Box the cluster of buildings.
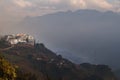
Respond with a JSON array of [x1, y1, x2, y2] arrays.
[[3, 33, 35, 45]]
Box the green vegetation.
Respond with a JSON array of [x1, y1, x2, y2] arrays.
[[0, 54, 16, 80], [0, 54, 38, 80]]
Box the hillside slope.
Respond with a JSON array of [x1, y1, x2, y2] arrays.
[[0, 39, 117, 80]]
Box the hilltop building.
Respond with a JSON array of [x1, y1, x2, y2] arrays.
[[4, 33, 35, 45]]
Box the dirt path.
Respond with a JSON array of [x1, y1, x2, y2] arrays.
[[0, 45, 14, 51]]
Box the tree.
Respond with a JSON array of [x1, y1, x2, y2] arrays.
[[0, 54, 17, 80]]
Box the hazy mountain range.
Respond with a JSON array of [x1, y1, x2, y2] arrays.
[[13, 9, 120, 70]]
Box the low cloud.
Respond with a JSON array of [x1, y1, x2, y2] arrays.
[[49, 0, 61, 4], [114, 0, 120, 12], [13, 0, 33, 8], [0, 0, 120, 17], [70, 0, 114, 11], [70, 0, 87, 9], [88, 0, 113, 9]]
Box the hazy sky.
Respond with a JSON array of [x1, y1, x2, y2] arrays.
[[0, 0, 120, 17]]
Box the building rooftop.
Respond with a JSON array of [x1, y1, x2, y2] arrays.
[[4, 33, 35, 45]]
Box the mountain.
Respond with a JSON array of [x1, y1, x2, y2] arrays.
[[114, 70, 120, 80], [0, 36, 117, 80], [14, 9, 120, 69]]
